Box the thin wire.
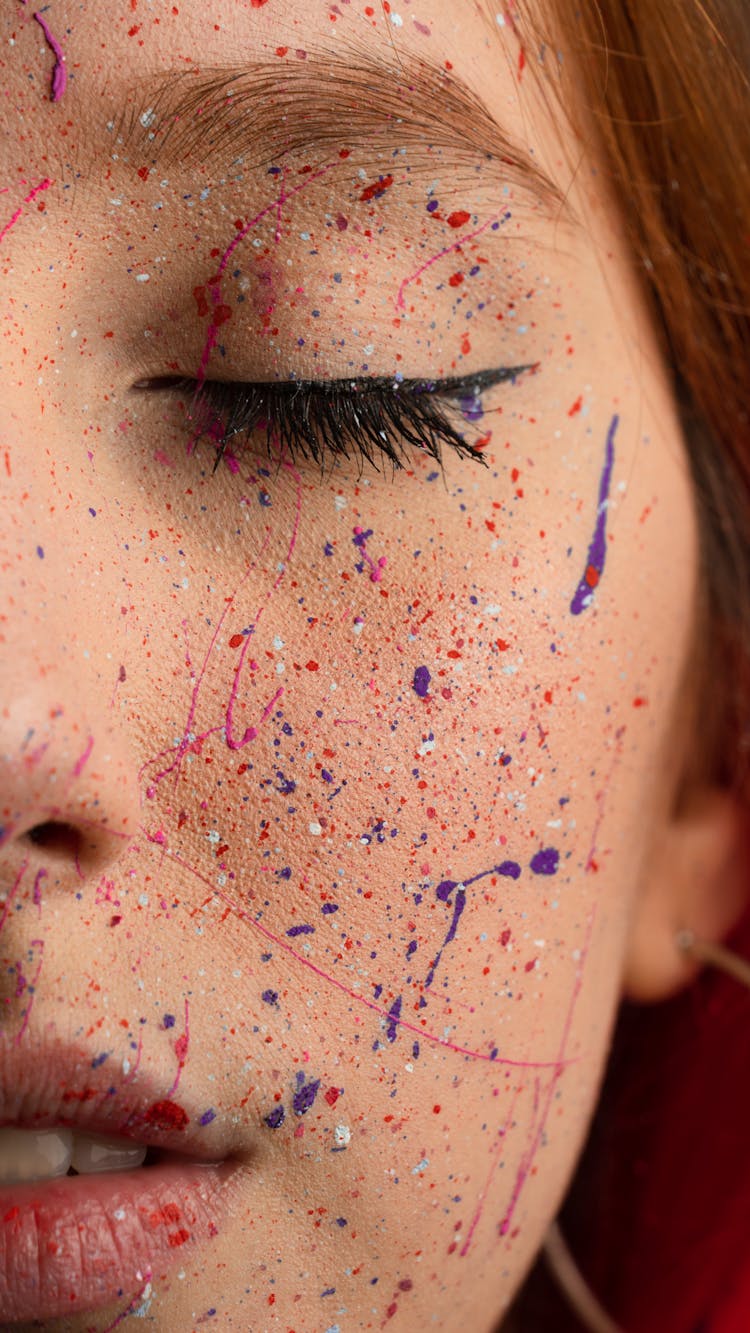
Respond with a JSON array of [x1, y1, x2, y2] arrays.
[[677, 930, 750, 989], [543, 1222, 625, 1333]]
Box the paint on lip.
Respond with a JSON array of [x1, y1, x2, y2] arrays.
[[570, 415, 619, 615], [0, 1161, 236, 1323]]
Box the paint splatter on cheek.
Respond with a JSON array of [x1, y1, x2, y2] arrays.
[[570, 415, 619, 614]]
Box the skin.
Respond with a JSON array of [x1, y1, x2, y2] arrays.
[[0, 1, 701, 1329]]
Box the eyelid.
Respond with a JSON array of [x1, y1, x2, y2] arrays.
[[136, 364, 534, 475]]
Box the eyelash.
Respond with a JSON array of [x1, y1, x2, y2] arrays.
[[161, 368, 530, 475]]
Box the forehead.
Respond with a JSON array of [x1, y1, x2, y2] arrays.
[[3, 0, 568, 217]]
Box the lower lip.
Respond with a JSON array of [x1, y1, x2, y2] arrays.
[[0, 1159, 236, 1323]]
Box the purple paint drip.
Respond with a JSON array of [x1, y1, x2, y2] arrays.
[[570, 415, 619, 615], [385, 995, 402, 1043], [33, 11, 67, 101]]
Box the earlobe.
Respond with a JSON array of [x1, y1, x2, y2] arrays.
[[623, 787, 750, 1002]]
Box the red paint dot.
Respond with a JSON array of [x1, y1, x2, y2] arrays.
[[433, 1104, 441, 1114], [325, 1086, 340, 1106], [447, 210, 471, 229], [585, 564, 600, 589], [250, 0, 270, 6], [360, 174, 394, 203], [448, 272, 464, 287], [306, 660, 319, 671], [143, 1099, 189, 1132], [229, 633, 244, 648]]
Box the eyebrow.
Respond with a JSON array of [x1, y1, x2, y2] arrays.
[[111, 50, 569, 218]]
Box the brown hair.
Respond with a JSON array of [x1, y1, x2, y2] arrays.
[[502, 1, 750, 1328]]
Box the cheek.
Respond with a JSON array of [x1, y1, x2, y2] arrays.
[[80, 380, 695, 1318], [122, 390, 693, 1058]]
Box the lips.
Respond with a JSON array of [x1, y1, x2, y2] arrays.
[[0, 1032, 244, 1323]]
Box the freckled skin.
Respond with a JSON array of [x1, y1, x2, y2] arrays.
[[0, 2, 699, 1330]]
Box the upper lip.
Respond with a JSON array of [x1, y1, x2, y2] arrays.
[[0, 1031, 236, 1161]]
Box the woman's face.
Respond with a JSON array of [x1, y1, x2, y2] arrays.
[[0, 1, 698, 1329]]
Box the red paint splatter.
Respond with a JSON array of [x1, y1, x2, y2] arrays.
[[448, 272, 464, 287], [447, 210, 471, 229], [360, 174, 394, 203], [250, 0, 270, 6], [568, 395, 583, 417], [584, 564, 600, 589], [193, 285, 209, 318], [143, 1099, 189, 1132], [229, 633, 244, 648], [149, 1202, 181, 1226], [324, 1086, 340, 1106]]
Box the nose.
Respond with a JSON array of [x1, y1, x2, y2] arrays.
[[0, 678, 141, 880], [0, 430, 141, 893]]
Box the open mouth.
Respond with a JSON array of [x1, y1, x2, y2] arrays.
[[0, 1125, 194, 1182]]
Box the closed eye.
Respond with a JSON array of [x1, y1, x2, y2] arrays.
[[137, 367, 533, 475]]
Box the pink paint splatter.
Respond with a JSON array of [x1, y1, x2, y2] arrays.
[[396, 213, 505, 311], [33, 11, 67, 101], [71, 733, 94, 777], [353, 526, 387, 583], [0, 177, 52, 247]]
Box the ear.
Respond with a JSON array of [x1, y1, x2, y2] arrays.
[[623, 786, 750, 1002]]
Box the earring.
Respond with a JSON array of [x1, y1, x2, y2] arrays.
[[542, 929, 750, 1333]]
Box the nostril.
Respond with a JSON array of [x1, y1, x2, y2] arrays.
[[25, 821, 82, 860]]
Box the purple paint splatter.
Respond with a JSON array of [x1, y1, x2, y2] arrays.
[[293, 1072, 321, 1115], [570, 415, 619, 615], [413, 665, 431, 698], [530, 847, 560, 876]]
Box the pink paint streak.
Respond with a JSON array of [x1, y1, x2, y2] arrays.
[[71, 734, 94, 777], [33, 11, 67, 101], [396, 214, 502, 311], [168, 849, 570, 1072], [0, 178, 52, 247]]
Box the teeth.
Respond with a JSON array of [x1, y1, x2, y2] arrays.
[[0, 1127, 147, 1183], [71, 1131, 148, 1175], [0, 1127, 72, 1183]]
